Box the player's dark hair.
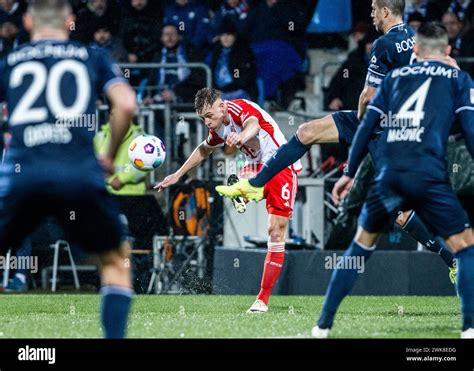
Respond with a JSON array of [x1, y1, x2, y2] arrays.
[[194, 88, 222, 114], [375, 0, 405, 17], [415, 22, 449, 54], [417, 22, 448, 39]]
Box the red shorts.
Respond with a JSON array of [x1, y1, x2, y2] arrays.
[[239, 163, 298, 218]]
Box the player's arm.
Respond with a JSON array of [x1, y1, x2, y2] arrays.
[[333, 76, 388, 205], [347, 108, 382, 178], [357, 85, 377, 121], [155, 142, 214, 191], [460, 109, 474, 157], [332, 107, 382, 204], [359, 39, 387, 121], [97, 51, 136, 174], [225, 117, 259, 147], [223, 144, 238, 156], [457, 76, 474, 157], [103, 84, 137, 175]]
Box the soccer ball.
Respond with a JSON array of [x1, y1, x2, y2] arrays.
[[128, 134, 166, 171]]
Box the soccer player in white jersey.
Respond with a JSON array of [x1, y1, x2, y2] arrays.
[[156, 88, 301, 313]]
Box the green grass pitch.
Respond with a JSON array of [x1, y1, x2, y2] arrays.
[[0, 294, 461, 338]]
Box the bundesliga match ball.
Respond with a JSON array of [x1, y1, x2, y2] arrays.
[[128, 134, 166, 171]]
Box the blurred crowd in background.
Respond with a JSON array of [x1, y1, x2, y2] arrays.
[[0, 0, 473, 110]]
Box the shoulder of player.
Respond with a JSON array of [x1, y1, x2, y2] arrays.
[[372, 35, 391, 52], [369, 37, 395, 64], [228, 99, 262, 113], [227, 99, 247, 108], [373, 26, 412, 50], [228, 99, 262, 122], [227, 99, 251, 116], [85, 44, 108, 60], [226, 100, 243, 117], [455, 69, 473, 88]]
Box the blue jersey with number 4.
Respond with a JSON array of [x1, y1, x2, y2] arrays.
[[348, 60, 474, 179], [0, 40, 126, 181]]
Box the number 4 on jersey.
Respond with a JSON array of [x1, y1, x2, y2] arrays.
[[397, 77, 432, 128]]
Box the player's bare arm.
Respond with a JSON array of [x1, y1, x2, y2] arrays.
[[357, 85, 377, 121], [225, 117, 260, 147], [102, 84, 136, 175], [155, 142, 213, 192]]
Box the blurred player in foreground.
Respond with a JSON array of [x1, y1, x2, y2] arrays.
[[217, 0, 458, 280], [0, 0, 136, 338], [156, 88, 301, 313], [313, 23, 474, 338]]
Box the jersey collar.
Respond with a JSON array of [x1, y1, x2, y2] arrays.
[[386, 23, 405, 34]]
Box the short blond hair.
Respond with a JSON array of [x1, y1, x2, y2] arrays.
[[29, 0, 72, 30]]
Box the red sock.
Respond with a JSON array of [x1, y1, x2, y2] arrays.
[[257, 242, 285, 305]]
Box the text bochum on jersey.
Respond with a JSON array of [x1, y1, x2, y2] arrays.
[[381, 63, 459, 144]]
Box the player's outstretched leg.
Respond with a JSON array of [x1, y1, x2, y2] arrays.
[[97, 242, 133, 338], [312, 227, 377, 338], [250, 114, 339, 187], [216, 179, 264, 201], [398, 211, 457, 282], [216, 115, 339, 199], [248, 214, 288, 313], [444, 229, 474, 338]]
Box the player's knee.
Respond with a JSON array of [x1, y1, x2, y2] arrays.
[[98, 242, 131, 270], [296, 121, 316, 145], [355, 226, 379, 247], [267, 218, 287, 242], [297, 117, 336, 145], [395, 210, 412, 226], [445, 228, 474, 253], [268, 229, 284, 242]]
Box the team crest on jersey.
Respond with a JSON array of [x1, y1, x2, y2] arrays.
[[471, 89, 474, 104], [371, 56, 377, 64]]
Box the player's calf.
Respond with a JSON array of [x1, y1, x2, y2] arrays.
[[316, 227, 377, 331], [97, 242, 133, 339], [252, 215, 288, 310], [445, 229, 474, 336], [398, 211, 456, 271]]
